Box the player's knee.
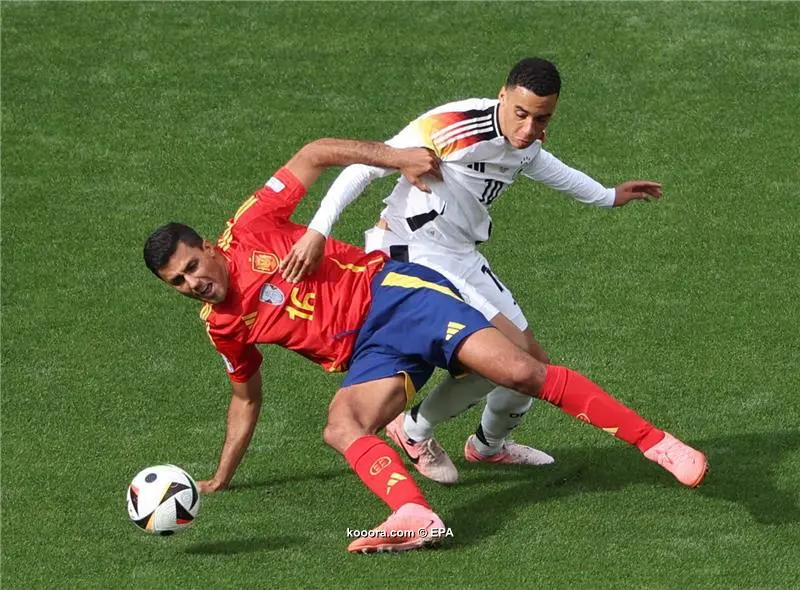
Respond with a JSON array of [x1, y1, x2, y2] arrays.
[[522, 337, 550, 363], [502, 357, 546, 397]]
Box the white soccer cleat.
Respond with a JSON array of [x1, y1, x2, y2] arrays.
[[464, 435, 555, 466]]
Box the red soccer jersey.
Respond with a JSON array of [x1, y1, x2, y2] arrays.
[[200, 167, 387, 382]]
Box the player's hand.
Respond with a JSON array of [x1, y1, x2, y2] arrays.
[[198, 479, 227, 494], [397, 147, 442, 193], [281, 228, 326, 283], [613, 180, 662, 207]]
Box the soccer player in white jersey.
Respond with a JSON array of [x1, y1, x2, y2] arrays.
[[280, 58, 665, 484]]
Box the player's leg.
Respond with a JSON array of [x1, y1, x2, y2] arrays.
[[389, 309, 556, 475], [365, 232, 474, 483], [389, 290, 552, 476], [380, 247, 517, 446], [456, 257, 543, 457], [432, 256, 554, 464], [362, 249, 529, 477], [387, 372, 490, 483], [398, 310, 534, 447], [323, 375, 445, 553], [467, 313, 547, 461], [454, 327, 709, 487]]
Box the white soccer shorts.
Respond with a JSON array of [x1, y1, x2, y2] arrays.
[[364, 225, 528, 330]]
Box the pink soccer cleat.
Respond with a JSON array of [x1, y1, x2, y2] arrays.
[[464, 435, 555, 466], [644, 432, 708, 487], [347, 503, 445, 554], [385, 413, 458, 484]]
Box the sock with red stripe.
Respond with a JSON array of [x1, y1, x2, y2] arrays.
[[344, 435, 430, 511], [539, 365, 665, 452]]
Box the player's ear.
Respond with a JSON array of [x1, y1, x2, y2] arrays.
[[202, 239, 216, 256], [498, 86, 507, 102]]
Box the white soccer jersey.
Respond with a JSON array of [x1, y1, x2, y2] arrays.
[[309, 98, 616, 253]]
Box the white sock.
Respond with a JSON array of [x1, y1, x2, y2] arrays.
[[404, 374, 494, 441], [474, 387, 534, 454]]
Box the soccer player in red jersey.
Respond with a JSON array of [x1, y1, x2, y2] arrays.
[[144, 137, 708, 554]]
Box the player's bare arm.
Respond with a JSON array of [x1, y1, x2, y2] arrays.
[[284, 138, 441, 193], [280, 140, 441, 282], [198, 370, 263, 493], [613, 180, 662, 206]]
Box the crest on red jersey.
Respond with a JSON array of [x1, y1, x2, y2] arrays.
[[251, 251, 279, 274]]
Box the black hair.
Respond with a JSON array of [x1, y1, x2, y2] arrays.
[[505, 57, 561, 96], [143, 222, 203, 277]]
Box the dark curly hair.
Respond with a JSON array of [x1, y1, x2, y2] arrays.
[[506, 57, 561, 96]]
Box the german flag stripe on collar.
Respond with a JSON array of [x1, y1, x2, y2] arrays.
[[417, 105, 501, 157]]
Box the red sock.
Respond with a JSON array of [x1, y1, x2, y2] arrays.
[[344, 435, 430, 511], [539, 365, 665, 452]]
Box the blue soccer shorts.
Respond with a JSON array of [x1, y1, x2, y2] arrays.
[[341, 259, 493, 402]]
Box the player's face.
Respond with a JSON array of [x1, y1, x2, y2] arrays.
[[158, 240, 230, 304], [498, 85, 558, 149]]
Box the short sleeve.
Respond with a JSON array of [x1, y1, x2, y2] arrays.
[[254, 167, 308, 221], [385, 121, 433, 151], [229, 167, 308, 232], [206, 323, 263, 383]]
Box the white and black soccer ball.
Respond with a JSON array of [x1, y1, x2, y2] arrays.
[[126, 465, 200, 535]]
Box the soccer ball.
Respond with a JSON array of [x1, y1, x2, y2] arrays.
[[126, 464, 200, 535]]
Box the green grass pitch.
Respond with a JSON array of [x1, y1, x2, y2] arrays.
[[2, 2, 799, 588]]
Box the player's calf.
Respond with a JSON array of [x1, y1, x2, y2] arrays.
[[492, 355, 547, 397], [457, 329, 709, 487], [324, 378, 408, 453]]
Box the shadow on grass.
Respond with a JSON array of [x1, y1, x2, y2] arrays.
[[446, 430, 800, 547], [219, 431, 799, 550], [230, 467, 351, 491], [185, 535, 308, 555]]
